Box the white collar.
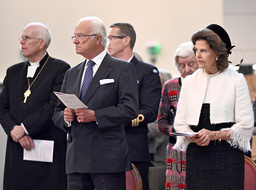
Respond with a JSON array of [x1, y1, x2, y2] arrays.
[[27, 61, 40, 78], [128, 55, 134, 62], [89, 50, 107, 67]]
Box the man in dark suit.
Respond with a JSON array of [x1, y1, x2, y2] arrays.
[[108, 23, 162, 190], [0, 22, 70, 190], [52, 16, 138, 190]]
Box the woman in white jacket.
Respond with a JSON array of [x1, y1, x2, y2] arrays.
[[173, 24, 254, 190]]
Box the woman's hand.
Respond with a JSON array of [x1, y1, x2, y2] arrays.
[[191, 128, 211, 146]]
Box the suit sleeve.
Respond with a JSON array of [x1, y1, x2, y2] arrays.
[[0, 69, 17, 135], [52, 70, 71, 132], [95, 62, 139, 128], [138, 66, 162, 124]]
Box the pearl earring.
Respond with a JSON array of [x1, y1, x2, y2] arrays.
[[216, 57, 218, 60]]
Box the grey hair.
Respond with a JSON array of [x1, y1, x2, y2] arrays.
[[25, 22, 51, 48], [79, 16, 107, 48], [173, 41, 194, 72]]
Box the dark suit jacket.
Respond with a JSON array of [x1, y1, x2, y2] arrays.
[[53, 53, 138, 174], [125, 56, 162, 162], [0, 53, 70, 190]]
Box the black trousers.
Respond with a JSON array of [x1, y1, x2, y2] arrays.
[[67, 172, 126, 190]]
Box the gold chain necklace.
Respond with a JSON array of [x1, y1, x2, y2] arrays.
[[24, 56, 50, 103]]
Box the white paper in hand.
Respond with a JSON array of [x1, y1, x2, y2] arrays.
[[170, 132, 198, 137], [54, 92, 88, 109], [23, 140, 54, 163]]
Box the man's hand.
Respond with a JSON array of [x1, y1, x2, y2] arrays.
[[64, 108, 75, 122], [19, 135, 34, 151], [75, 108, 96, 123], [11, 125, 25, 142]]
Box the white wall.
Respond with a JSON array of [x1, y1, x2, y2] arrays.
[[0, 0, 223, 79], [0, 0, 224, 189], [223, 0, 256, 65]]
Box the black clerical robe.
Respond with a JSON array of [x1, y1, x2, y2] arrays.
[[0, 53, 70, 190]]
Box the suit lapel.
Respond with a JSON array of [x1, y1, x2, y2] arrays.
[[72, 61, 86, 97], [82, 54, 114, 104]]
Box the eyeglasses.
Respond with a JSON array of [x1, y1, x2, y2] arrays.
[[19, 36, 42, 42], [71, 34, 97, 41], [108, 35, 127, 42]]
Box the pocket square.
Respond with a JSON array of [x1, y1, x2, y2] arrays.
[[99, 79, 114, 85]]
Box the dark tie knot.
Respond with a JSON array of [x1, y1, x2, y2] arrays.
[[87, 60, 95, 67]]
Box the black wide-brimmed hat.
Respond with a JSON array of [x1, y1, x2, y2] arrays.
[[206, 24, 235, 54]]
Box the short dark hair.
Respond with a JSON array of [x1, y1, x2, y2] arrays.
[[192, 29, 229, 72], [110, 23, 136, 50]]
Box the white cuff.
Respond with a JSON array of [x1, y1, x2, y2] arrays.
[[64, 119, 71, 127], [21, 123, 29, 135]]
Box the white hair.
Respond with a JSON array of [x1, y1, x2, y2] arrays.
[[173, 41, 194, 72], [25, 22, 51, 48], [78, 16, 107, 48]]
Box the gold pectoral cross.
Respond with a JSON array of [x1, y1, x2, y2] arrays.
[[24, 89, 31, 103]]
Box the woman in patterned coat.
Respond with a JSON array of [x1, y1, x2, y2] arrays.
[[158, 42, 198, 189]]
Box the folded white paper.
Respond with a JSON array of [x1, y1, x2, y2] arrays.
[[23, 140, 54, 163], [99, 79, 114, 85], [170, 132, 198, 137], [54, 92, 88, 109]]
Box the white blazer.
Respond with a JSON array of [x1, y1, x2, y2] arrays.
[[173, 67, 254, 152]]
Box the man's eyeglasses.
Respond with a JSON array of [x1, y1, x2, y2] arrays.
[[19, 36, 42, 42], [71, 34, 97, 41], [108, 35, 127, 42]]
